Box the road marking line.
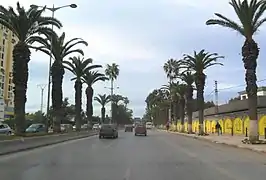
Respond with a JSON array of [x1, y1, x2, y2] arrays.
[[123, 167, 131, 180]]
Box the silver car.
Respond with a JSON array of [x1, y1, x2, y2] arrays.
[[0, 123, 13, 135]]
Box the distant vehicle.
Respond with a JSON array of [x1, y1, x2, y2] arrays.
[[93, 124, 100, 130], [146, 122, 153, 129], [26, 123, 46, 133], [125, 124, 133, 132], [0, 123, 13, 135], [135, 124, 147, 136], [99, 124, 118, 139]]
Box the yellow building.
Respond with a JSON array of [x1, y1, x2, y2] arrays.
[[0, 24, 17, 118]]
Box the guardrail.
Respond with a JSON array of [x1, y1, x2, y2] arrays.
[[0, 131, 97, 156]]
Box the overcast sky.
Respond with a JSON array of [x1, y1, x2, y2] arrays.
[[3, 0, 266, 117]]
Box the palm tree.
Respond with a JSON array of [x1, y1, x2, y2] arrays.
[[172, 83, 187, 132], [123, 97, 129, 108], [0, 3, 62, 135], [206, 0, 266, 142], [94, 94, 111, 123], [180, 71, 194, 133], [36, 33, 87, 132], [163, 59, 180, 123], [105, 63, 120, 122], [183, 50, 223, 135], [64, 56, 100, 131], [82, 71, 108, 126]]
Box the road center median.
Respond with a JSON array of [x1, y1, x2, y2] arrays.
[[0, 131, 97, 156]]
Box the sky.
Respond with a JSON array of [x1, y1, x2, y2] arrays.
[[2, 0, 266, 117]]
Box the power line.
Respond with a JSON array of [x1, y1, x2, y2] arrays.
[[218, 78, 266, 91]]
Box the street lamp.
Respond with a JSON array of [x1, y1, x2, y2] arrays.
[[30, 3, 77, 128], [104, 86, 119, 123]]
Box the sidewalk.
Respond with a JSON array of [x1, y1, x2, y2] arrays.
[[159, 130, 266, 154]]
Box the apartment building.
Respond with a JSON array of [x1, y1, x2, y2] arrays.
[[0, 25, 17, 119]]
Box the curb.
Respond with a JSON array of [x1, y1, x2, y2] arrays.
[[158, 129, 266, 154], [0, 132, 97, 156]]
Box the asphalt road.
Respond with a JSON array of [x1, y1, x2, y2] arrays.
[[1, 130, 266, 180]]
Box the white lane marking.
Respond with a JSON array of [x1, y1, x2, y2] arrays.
[[0, 135, 97, 162], [123, 167, 131, 180]]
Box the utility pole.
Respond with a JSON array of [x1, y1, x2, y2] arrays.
[[214, 80, 219, 115], [37, 84, 47, 114]]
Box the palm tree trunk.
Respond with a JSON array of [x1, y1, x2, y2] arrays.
[[195, 74, 205, 135], [13, 42, 30, 135], [51, 62, 65, 133], [186, 86, 193, 134], [86, 86, 93, 127], [74, 80, 82, 131], [101, 107, 105, 123], [242, 39, 259, 142], [180, 98, 185, 132]]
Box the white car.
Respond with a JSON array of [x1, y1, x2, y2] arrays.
[[146, 122, 153, 129], [92, 124, 100, 130]]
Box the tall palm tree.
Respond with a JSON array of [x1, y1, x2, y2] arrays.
[[163, 59, 180, 123], [82, 71, 108, 126], [64, 56, 100, 131], [37, 33, 87, 132], [105, 63, 120, 122], [206, 0, 266, 142], [123, 97, 129, 108], [183, 50, 223, 135], [0, 3, 62, 135], [94, 94, 111, 123], [180, 71, 194, 133], [172, 83, 187, 132]]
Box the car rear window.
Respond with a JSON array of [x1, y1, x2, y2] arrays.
[[101, 125, 112, 129]]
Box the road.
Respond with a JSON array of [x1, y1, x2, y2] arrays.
[[1, 130, 266, 180]]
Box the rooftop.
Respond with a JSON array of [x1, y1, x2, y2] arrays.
[[238, 86, 266, 95]]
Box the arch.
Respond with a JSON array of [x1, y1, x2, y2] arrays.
[[184, 122, 188, 132], [192, 121, 197, 132], [243, 117, 249, 136], [211, 120, 216, 134], [233, 118, 243, 135], [224, 118, 232, 134], [205, 120, 211, 133], [259, 116, 266, 136], [195, 120, 199, 133], [218, 119, 224, 133]]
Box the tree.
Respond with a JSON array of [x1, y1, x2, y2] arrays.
[[180, 71, 194, 133], [123, 97, 129, 108], [183, 50, 223, 135], [206, 0, 266, 142], [172, 83, 187, 132], [82, 71, 108, 126], [36, 33, 87, 133], [94, 94, 111, 123], [0, 3, 62, 135], [163, 59, 181, 122], [64, 56, 96, 131], [105, 63, 120, 122]]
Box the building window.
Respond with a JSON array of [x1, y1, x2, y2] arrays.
[[1, 53, 3, 59], [8, 85, 12, 91], [2, 46, 4, 52], [8, 78, 11, 84], [0, 61, 3, 67], [2, 39, 5, 45], [9, 72, 12, 77]]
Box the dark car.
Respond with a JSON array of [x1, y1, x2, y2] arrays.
[[135, 124, 147, 136], [99, 124, 118, 139], [26, 123, 46, 133], [125, 124, 133, 132]]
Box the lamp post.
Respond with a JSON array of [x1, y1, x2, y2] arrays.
[[104, 86, 119, 123], [30, 3, 77, 129]]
